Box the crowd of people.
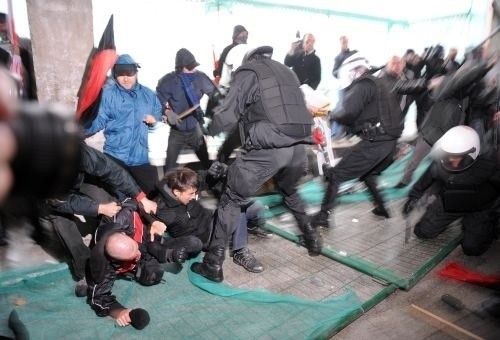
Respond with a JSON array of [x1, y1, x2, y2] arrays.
[[0, 21, 499, 330]]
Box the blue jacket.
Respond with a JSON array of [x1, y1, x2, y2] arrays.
[[156, 71, 216, 131], [85, 81, 162, 166]]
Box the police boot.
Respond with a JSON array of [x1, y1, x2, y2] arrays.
[[365, 177, 390, 218], [371, 205, 390, 218], [190, 246, 225, 282], [300, 223, 323, 256], [311, 210, 332, 229]]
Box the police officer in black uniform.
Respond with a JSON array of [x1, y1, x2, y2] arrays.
[[190, 46, 322, 282], [403, 125, 500, 255], [313, 52, 404, 227]]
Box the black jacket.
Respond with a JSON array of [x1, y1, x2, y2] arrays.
[[154, 179, 213, 245], [214, 43, 237, 78], [87, 204, 158, 317], [284, 50, 321, 90], [409, 150, 500, 212], [46, 143, 143, 217]]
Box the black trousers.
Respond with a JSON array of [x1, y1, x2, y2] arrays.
[[414, 197, 498, 256], [210, 144, 309, 252], [49, 215, 90, 280], [165, 127, 211, 171], [107, 155, 160, 197], [321, 138, 397, 212]]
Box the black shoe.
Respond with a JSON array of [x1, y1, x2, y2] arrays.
[[302, 224, 323, 256], [311, 210, 331, 229], [190, 262, 224, 282], [74, 278, 87, 297], [248, 226, 273, 238], [372, 206, 390, 218], [394, 182, 408, 189], [233, 248, 264, 273]]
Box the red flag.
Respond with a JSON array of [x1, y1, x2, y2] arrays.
[[212, 46, 220, 85], [76, 15, 118, 126], [437, 262, 500, 288]]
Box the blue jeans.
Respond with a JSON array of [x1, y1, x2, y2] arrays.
[[231, 201, 264, 251]]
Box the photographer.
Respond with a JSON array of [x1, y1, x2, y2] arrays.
[[0, 66, 82, 253], [284, 33, 321, 90]]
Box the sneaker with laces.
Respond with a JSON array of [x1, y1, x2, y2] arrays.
[[248, 226, 273, 238], [232, 248, 264, 273]]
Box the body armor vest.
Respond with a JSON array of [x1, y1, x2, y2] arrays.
[[236, 59, 312, 139], [437, 155, 498, 212], [351, 74, 403, 140]]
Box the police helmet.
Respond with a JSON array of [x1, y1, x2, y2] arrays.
[[434, 125, 480, 172], [337, 52, 371, 89], [242, 45, 273, 64]]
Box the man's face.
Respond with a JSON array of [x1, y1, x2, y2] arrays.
[[446, 155, 463, 169], [302, 34, 315, 54], [387, 57, 404, 77], [115, 71, 137, 90], [340, 36, 348, 51], [123, 239, 141, 261], [174, 187, 198, 205], [0, 21, 9, 43]]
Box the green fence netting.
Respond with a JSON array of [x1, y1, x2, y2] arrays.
[[0, 259, 363, 339], [253, 151, 462, 291], [256, 151, 431, 216], [0, 151, 460, 339]]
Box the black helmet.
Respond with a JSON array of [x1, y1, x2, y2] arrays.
[[242, 45, 273, 64]]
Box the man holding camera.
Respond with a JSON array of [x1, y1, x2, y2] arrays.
[[284, 33, 321, 90]]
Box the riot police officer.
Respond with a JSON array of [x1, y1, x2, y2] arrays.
[[190, 46, 322, 282], [312, 53, 404, 227], [403, 125, 500, 255]]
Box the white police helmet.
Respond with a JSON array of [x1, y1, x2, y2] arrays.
[[337, 52, 371, 89], [433, 125, 480, 172]]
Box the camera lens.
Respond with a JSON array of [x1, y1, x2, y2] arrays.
[[8, 102, 82, 199]]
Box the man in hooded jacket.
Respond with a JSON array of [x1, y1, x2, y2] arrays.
[[84, 54, 163, 196], [156, 48, 218, 171], [213, 25, 248, 81]]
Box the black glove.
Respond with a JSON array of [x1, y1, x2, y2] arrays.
[[402, 198, 418, 216], [165, 247, 187, 264], [208, 161, 228, 179], [165, 110, 180, 126]]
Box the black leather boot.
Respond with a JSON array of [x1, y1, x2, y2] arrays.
[[301, 223, 323, 256], [190, 246, 225, 282], [365, 176, 390, 218], [372, 205, 390, 218], [311, 210, 331, 229]]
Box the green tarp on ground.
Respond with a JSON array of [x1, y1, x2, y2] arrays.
[[0, 260, 362, 339]]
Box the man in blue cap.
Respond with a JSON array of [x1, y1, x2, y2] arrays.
[[85, 54, 163, 196]]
